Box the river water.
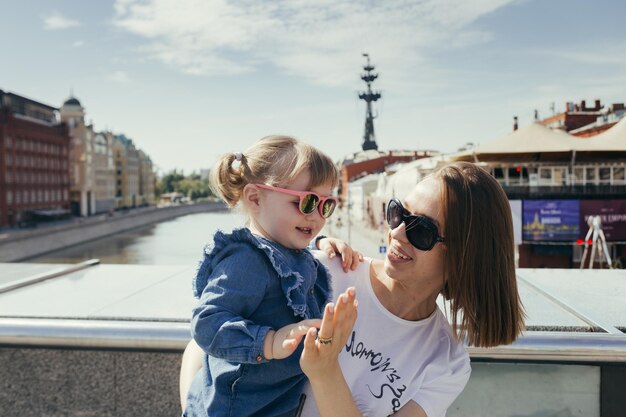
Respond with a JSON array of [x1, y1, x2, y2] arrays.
[[29, 211, 246, 265], [29, 209, 384, 265]]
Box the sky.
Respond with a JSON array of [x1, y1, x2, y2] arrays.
[[2, 0, 625, 175]]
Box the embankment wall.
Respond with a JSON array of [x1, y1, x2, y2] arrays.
[[0, 202, 226, 262]]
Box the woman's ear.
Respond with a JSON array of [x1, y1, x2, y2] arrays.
[[242, 184, 261, 213]]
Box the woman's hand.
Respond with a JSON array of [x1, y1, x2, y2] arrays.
[[264, 319, 321, 360], [317, 237, 364, 272], [300, 287, 358, 379]]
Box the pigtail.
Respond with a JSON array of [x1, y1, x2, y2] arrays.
[[210, 152, 250, 207]]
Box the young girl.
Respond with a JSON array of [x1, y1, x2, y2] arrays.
[[183, 135, 358, 417]]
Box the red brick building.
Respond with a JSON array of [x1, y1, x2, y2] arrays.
[[0, 90, 71, 227], [569, 103, 625, 138], [339, 149, 435, 203], [540, 99, 605, 132]]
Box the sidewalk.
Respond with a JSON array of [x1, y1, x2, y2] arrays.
[[321, 208, 388, 259]]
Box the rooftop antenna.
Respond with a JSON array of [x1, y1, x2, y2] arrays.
[[579, 215, 612, 269], [358, 53, 381, 151]]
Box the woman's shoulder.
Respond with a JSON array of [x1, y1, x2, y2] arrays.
[[312, 251, 372, 292], [312, 251, 372, 276]]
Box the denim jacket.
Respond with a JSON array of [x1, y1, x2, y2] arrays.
[[184, 228, 331, 417]]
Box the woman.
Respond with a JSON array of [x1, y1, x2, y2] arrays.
[[181, 161, 525, 416]]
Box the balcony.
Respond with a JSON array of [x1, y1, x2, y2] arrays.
[[503, 184, 626, 199]]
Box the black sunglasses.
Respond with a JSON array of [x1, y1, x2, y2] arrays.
[[386, 198, 445, 251]]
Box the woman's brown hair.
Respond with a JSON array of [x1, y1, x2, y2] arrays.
[[436, 161, 525, 347], [210, 135, 338, 208]]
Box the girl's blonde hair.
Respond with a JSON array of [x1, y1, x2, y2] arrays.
[[436, 161, 525, 348], [210, 135, 339, 207]]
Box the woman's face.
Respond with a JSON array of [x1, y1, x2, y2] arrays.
[[384, 176, 446, 292]]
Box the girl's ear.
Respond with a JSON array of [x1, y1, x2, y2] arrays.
[[242, 184, 261, 213]]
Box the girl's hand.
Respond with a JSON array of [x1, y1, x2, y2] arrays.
[[300, 287, 358, 380], [264, 319, 321, 360], [317, 237, 364, 272]]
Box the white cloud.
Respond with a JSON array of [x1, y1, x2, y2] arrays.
[[43, 11, 81, 30], [112, 0, 515, 86], [536, 47, 626, 66], [108, 71, 131, 83], [72, 40, 85, 48]]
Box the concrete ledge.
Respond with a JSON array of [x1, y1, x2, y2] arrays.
[[0, 201, 226, 262], [0, 347, 182, 417]]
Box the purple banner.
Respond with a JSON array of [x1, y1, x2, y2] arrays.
[[523, 200, 580, 241], [580, 200, 626, 241]]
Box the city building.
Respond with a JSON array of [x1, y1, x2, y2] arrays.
[[60, 96, 96, 216], [339, 149, 437, 203], [138, 149, 155, 206], [0, 90, 71, 228], [539, 99, 626, 138], [93, 130, 116, 213], [113, 134, 140, 209], [453, 120, 626, 268], [540, 99, 605, 132], [570, 103, 626, 138]]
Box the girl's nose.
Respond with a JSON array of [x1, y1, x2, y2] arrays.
[[304, 209, 321, 220]]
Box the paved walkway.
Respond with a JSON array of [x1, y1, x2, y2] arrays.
[[321, 208, 388, 259]]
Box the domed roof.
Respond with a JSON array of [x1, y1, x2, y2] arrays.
[[63, 97, 81, 107]]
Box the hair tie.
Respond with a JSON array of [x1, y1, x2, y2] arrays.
[[231, 152, 243, 171]]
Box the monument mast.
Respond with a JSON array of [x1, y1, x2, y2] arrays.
[[358, 53, 382, 151]]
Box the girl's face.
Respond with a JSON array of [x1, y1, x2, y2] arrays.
[[384, 176, 446, 293], [248, 169, 333, 249]]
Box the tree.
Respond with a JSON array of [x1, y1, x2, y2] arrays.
[[155, 170, 212, 200]]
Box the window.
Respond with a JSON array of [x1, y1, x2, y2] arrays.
[[508, 167, 527, 185], [573, 167, 584, 184], [554, 167, 567, 185], [6, 191, 12, 205], [614, 167, 625, 182], [539, 168, 552, 179], [599, 167, 611, 182], [586, 167, 596, 183]]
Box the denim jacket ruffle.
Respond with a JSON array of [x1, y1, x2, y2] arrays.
[[193, 227, 330, 319]]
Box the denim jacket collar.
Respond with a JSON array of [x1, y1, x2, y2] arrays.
[[193, 227, 326, 319]]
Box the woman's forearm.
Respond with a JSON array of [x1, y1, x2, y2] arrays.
[[308, 365, 362, 417]]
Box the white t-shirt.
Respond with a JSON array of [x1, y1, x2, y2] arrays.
[[300, 254, 471, 417]]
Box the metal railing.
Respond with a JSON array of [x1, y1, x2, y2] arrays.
[[1, 317, 624, 362]]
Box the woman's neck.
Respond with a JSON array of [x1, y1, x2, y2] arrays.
[[369, 260, 439, 322]]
